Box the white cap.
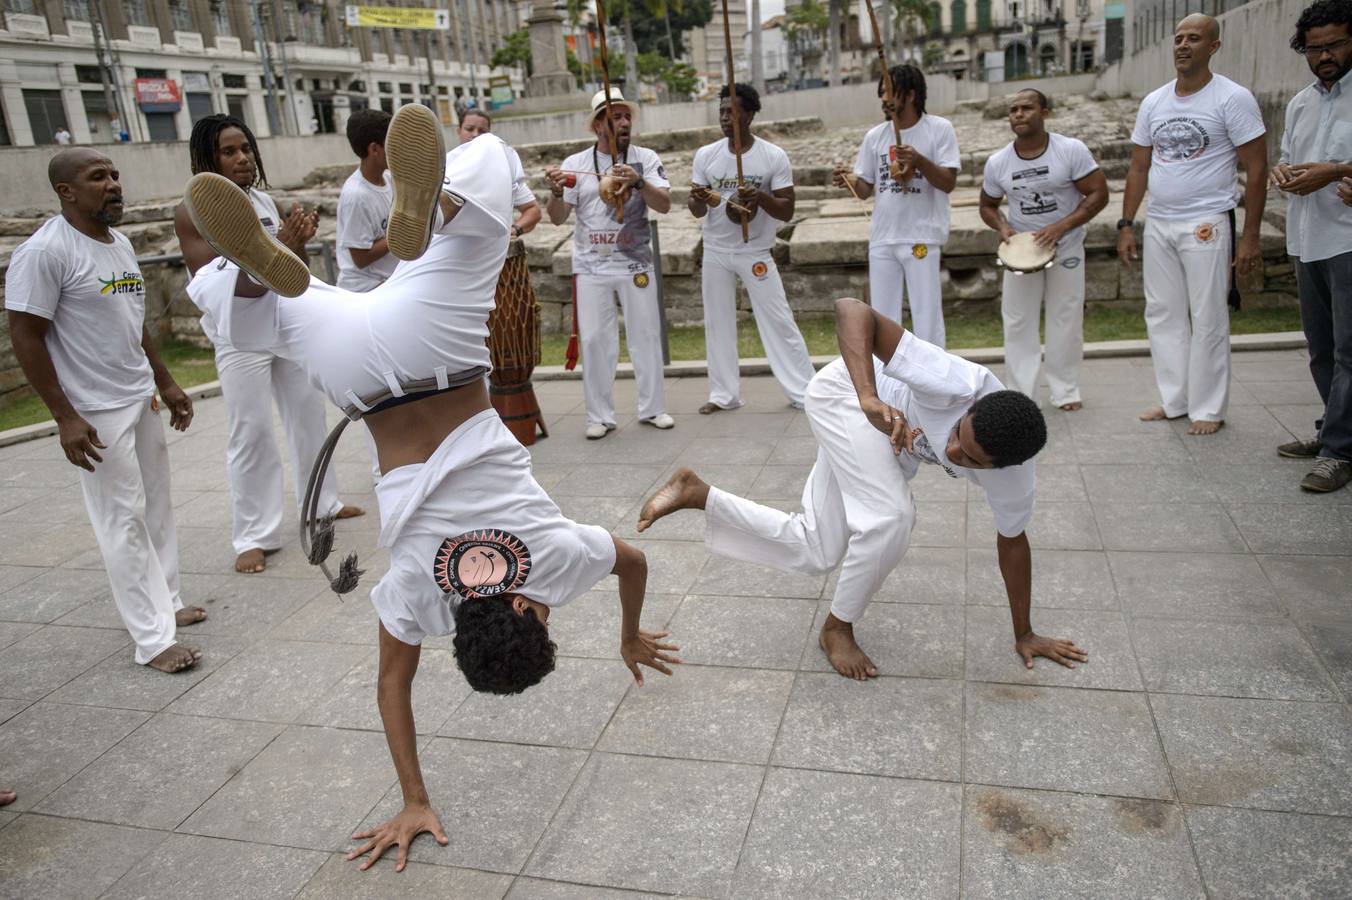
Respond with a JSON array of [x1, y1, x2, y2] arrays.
[[589, 88, 637, 121]]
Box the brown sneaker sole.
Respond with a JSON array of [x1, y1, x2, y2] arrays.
[[385, 104, 446, 261], [1277, 442, 1322, 459], [183, 173, 311, 298]]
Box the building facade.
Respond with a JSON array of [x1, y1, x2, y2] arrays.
[[0, 0, 526, 146]]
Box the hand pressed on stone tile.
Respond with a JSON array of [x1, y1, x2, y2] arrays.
[[347, 802, 449, 873], [1015, 632, 1089, 670], [621, 628, 682, 687]]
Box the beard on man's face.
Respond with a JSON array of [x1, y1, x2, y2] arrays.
[[94, 195, 124, 225]]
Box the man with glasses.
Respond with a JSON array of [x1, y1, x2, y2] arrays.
[[1271, 0, 1352, 492]]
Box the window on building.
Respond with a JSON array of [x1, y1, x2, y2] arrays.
[[379, 97, 394, 113], [169, 0, 194, 31], [227, 95, 248, 124], [377, 81, 393, 93], [0, 98, 10, 146], [136, 68, 168, 78], [76, 65, 104, 83], [23, 90, 70, 144], [929, 2, 941, 33], [951, 0, 967, 32], [124, 0, 152, 27], [63, 0, 90, 21], [222, 73, 247, 88], [976, 0, 991, 29], [399, 82, 413, 94], [187, 91, 214, 122], [4, 0, 39, 14], [210, 0, 232, 36], [1072, 39, 1094, 71]]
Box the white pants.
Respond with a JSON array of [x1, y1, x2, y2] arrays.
[[1001, 240, 1086, 407], [702, 249, 815, 408], [217, 346, 342, 554], [1143, 215, 1232, 421], [868, 243, 945, 347], [78, 398, 184, 665], [703, 362, 915, 623], [575, 271, 667, 425]]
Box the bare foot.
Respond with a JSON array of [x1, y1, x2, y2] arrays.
[[819, 616, 877, 680], [1188, 419, 1224, 435], [0, 788, 15, 807], [235, 548, 267, 574], [1058, 401, 1083, 411], [637, 468, 710, 532], [1139, 406, 1184, 422], [147, 643, 201, 674], [335, 505, 365, 520], [175, 606, 208, 627]]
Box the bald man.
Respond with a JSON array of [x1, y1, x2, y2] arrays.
[[5, 149, 205, 673], [1118, 14, 1268, 435]]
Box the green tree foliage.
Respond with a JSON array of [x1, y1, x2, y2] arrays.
[[490, 28, 533, 75]]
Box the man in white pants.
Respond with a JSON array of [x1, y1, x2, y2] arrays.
[[1118, 14, 1268, 435], [6, 149, 205, 673], [690, 82, 815, 413], [544, 89, 675, 439], [980, 89, 1109, 411], [336, 109, 398, 292], [833, 64, 959, 346], [174, 115, 362, 574], [639, 297, 1087, 680]]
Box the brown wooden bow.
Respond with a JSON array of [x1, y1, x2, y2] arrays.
[[593, 0, 624, 224], [720, 0, 749, 242], [862, 0, 910, 184]]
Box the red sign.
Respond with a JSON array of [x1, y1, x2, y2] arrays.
[[134, 77, 182, 111]]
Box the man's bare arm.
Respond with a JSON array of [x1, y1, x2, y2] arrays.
[[1235, 136, 1268, 274], [1032, 169, 1109, 249], [996, 531, 1088, 669], [514, 201, 542, 235], [349, 236, 389, 269], [612, 537, 680, 685], [1117, 144, 1153, 267], [7, 310, 103, 470], [833, 297, 912, 453], [141, 324, 193, 431], [978, 190, 1013, 239]]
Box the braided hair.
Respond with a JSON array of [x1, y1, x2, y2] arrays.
[[880, 63, 928, 117], [188, 114, 269, 189]]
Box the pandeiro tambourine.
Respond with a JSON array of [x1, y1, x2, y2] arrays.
[[996, 232, 1056, 274]]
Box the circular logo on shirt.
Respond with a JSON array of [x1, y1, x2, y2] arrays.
[[1061, 256, 1082, 269], [1151, 117, 1210, 163], [751, 261, 768, 279], [912, 243, 928, 259], [633, 272, 650, 288], [1194, 223, 1215, 242], [433, 530, 532, 598]]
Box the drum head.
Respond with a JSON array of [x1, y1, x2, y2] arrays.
[[997, 232, 1056, 273]]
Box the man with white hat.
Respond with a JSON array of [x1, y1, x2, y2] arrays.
[[544, 89, 675, 439]]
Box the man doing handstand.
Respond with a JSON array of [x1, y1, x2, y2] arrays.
[[641, 298, 1088, 678]]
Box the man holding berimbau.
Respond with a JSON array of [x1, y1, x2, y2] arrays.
[[980, 88, 1109, 412]]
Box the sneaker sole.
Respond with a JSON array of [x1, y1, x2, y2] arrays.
[[385, 104, 446, 261], [183, 173, 310, 298], [1278, 448, 1320, 459]]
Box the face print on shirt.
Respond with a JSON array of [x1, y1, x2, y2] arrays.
[[434, 529, 532, 599], [1151, 117, 1212, 162], [1010, 165, 1059, 217]]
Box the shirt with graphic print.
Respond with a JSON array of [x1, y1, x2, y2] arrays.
[[562, 143, 670, 275], [981, 132, 1100, 249], [1131, 73, 1266, 220], [4, 215, 155, 411], [692, 136, 793, 253], [853, 114, 961, 247]]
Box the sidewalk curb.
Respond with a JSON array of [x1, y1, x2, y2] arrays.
[[0, 332, 1308, 448]]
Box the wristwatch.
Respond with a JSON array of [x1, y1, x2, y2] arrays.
[[511, 224, 523, 239], [1116, 217, 1135, 231], [633, 176, 646, 191]]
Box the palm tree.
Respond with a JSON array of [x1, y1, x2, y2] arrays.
[[889, 0, 930, 63], [785, 0, 828, 87]]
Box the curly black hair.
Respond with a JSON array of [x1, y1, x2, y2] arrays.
[[452, 594, 557, 694], [1290, 0, 1352, 51], [346, 108, 391, 158], [879, 64, 927, 116], [718, 82, 762, 115], [188, 114, 268, 188], [969, 391, 1047, 468]]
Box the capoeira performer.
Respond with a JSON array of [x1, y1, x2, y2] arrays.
[[452, 107, 541, 239], [182, 106, 679, 870], [1118, 13, 1267, 435], [833, 64, 959, 346], [336, 109, 397, 292], [640, 298, 1089, 680], [689, 83, 815, 414], [174, 115, 363, 574], [1270, 0, 1352, 493], [980, 89, 1109, 411], [544, 89, 675, 439], [6, 149, 206, 673]]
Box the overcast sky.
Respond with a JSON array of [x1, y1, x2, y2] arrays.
[[758, 0, 786, 23]]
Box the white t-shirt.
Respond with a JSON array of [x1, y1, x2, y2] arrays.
[[1130, 74, 1266, 220], [4, 216, 155, 412], [691, 137, 793, 253], [371, 410, 618, 645], [335, 168, 397, 292], [875, 332, 1037, 538], [198, 188, 284, 347], [562, 143, 670, 275], [854, 115, 961, 246], [981, 132, 1100, 248], [447, 136, 536, 210]]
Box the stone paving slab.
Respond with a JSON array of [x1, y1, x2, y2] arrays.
[[0, 359, 1346, 898]]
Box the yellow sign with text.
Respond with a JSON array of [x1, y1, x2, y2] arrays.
[[344, 5, 450, 30]]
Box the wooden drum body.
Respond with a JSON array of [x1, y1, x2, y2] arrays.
[[487, 240, 548, 445]]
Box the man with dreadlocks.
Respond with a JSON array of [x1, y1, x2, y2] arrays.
[[833, 64, 959, 347], [174, 114, 363, 575], [182, 105, 679, 871], [640, 298, 1089, 681]]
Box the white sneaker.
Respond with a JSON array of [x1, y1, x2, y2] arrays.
[[585, 422, 615, 440], [641, 413, 676, 430]]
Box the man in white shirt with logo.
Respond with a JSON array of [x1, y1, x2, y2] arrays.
[[174, 115, 362, 575], [545, 89, 674, 439], [6, 149, 205, 673], [336, 109, 398, 292], [833, 64, 960, 346], [690, 83, 815, 414], [452, 108, 541, 240], [980, 89, 1109, 411], [1270, 0, 1352, 492], [1118, 14, 1268, 435], [639, 298, 1087, 681]]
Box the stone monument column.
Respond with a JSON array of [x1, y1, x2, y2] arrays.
[[526, 0, 575, 96]]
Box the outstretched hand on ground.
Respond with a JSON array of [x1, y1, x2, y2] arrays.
[[348, 803, 449, 872], [1015, 632, 1089, 670], [621, 628, 682, 686]]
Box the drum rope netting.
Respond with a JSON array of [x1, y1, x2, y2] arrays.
[[487, 249, 542, 383]]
